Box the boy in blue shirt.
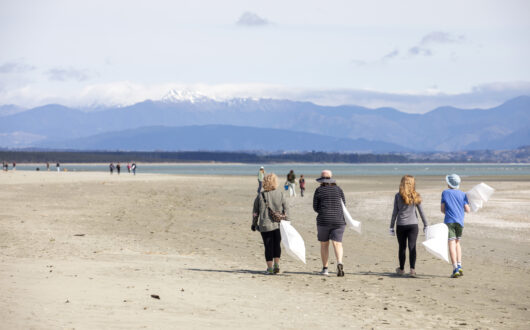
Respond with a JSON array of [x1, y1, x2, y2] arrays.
[[441, 174, 470, 278]]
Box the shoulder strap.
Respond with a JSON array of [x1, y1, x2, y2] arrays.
[[261, 192, 269, 207]]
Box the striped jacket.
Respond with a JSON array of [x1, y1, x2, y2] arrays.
[[313, 184, 346, 227]]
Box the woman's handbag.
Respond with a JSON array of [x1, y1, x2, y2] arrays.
[[261, 192, 287, 222]]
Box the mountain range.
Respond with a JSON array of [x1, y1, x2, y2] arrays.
[[0, 93, 528, 152]]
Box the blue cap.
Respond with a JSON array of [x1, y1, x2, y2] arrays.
[[445, 174, 461, 189]]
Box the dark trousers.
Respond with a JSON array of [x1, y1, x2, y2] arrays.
[[260, 229, 282, 261], [396, 224, 418, 270]]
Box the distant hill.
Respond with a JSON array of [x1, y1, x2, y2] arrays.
[[0, 104, 26, 117], [1, 95, 529, 152], [39, 125, 411, 153]]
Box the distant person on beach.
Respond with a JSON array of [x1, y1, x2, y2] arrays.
[[257, 166, 265, 194], [389, 175, 429, 277], [127, 163, 131, 174], [2, 161, 7, 171], [287, 170, 296, 197], [12, 162, 16, 171], [46, 162, 50, 171], [313, 170, 346, 277], [116, 163, 121, 175], [109, 163, 115, 175], [441, 174, 470, 278], [299, 175, 306, 197], [56, 162, 60, 172], [252, 173, 289, 275], [131, 162, 136, 175]]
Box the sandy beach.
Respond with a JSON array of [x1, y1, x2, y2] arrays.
[[1, 170, 529, 329]]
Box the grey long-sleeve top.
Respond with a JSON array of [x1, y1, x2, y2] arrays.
[[390, 193, 428, 228], [252, 189, 290, 232]]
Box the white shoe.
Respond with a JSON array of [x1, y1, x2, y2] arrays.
[[320, 267, 329, 276]]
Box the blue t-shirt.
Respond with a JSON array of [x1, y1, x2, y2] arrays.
[[441, 189, 469, 227]]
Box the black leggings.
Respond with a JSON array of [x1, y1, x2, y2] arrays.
[[260, 229, 282, 261], [396, 224, 418, 270]]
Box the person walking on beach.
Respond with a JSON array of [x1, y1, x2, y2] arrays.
[[442, 174, 470, 278], [116, 163, 121, 175], [127, 163, 131, 174], [12, 162, 16, 171], [287, 170, 296, 197], [56, 162, 60, 172], [313, 170, 346, 277], [109, 163, 115, 175], [299, 174, 306, 197], [389, 175, 429, 277], [252, 173, 289, 275], [131, 162, 137, 175], [257, 166, 265, 194], [46, 162, 50, 171]]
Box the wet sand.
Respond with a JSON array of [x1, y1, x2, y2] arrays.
[[1, 171, 529, 329]]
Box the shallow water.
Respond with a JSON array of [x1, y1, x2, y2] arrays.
[[12, 163, 530, 176]]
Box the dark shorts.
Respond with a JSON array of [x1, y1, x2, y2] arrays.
[[317, 225, 346, 242], [447, 223, 463, 240]]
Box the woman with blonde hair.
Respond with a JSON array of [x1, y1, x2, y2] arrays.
[[389, 175, 428, 277], [252, 173, 289, 275]]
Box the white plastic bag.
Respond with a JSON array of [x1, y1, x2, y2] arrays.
[[422, 223, 449, 263], [466, 183, 495, 212], [341, 200, 361, 234], [280, 221, 306, 264]]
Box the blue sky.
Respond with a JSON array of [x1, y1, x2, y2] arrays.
[[0, 0, 529, 112]]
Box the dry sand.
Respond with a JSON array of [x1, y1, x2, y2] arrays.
[[1, 171, 529, 329]]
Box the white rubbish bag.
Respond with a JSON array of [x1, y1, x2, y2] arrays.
[[341, 200, 362, 234], [466, 183, 495, 212], [280, 221, 306, 264], [422, 223, 449, 263]]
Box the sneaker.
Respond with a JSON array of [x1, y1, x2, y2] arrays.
[[337, 263, 345, 277], [451, 268, 461, 278], [457, 266, 463, 276], [409, 269, 417, 278], [265, 267, 274, 275], [273, 264, 280, 274], [320, 267, 329, 276], [396, 267, 405, 276]]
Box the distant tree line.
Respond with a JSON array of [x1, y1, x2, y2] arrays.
[[0, 147, 528, 163], [0, 150, 407, 163]]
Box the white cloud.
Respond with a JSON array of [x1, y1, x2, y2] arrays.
[[46, 67, 92, 82], [420, 31, 466, 45], [0, 61, 35, 74], [236, 12, 269, 26], [381, 49, 400, 60], [1, 81, 528, 113], [408, 46, 432, 56], [408, 31, 466, 57]]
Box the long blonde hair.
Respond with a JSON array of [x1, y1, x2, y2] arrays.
[[399, 175, 422, 205], [262, 173, 278, 191]]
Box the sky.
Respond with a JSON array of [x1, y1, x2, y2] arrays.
[[0, 0, 529, 112]]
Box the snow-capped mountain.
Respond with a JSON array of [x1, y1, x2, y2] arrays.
[[161, 89, 212, 104], [0, 96, 528, 152]]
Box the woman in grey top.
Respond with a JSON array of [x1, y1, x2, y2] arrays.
[[252, 173, 289, 275], [389, 175, 428, 277]]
